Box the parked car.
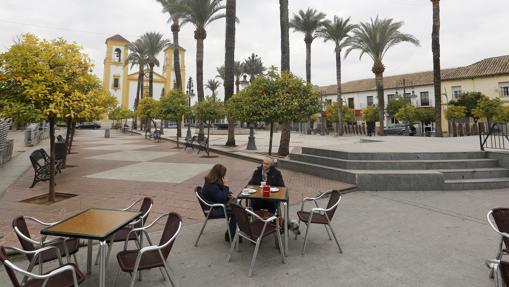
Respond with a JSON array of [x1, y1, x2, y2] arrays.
[[76, 122, 101, 129], [384, 123, 416, 136]]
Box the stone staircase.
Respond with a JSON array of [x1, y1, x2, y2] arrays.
[[279, 147, 509, 191]]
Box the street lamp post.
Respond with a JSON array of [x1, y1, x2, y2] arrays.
[[320, 91, 326, 136], [186, 77, 194, 140], [239, 74, 257, 150], [396, 79, 415, 136]]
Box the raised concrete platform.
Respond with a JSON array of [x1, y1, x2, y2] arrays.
[[280, 147, 509, 191]]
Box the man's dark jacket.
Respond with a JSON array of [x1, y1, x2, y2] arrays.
[[248, 166, 285, 187]]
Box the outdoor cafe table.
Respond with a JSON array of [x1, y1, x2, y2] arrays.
[[237, 185, 289, 255], [41, 208, 142, 287]]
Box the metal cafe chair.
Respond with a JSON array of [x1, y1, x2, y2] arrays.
[[485, 259, 509, 287], [94, 197, 153, 265], [297, 190, 343, 255], [0, 245, 85, 287], [116, 212, 182, 287], [194, 186, 231, 246], [12, 216, 80, 275], [227, 203, 285, 277], [487, 208, 509, 278]]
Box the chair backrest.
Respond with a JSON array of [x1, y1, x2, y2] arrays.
[[325, 190, 342, 220], [39, 149, 50, 162], [29, 150, 46, 169], [230, 203, 253, 239], [55, 142, 67, 160], [501, 261, 509, 287], [0, 246, 22, 287], [491, 208, 509, 248], [12, 216, 35, 252], [160, 212, 182, 259], [195, 186, 212, 214], [139, 197, 153, 226]]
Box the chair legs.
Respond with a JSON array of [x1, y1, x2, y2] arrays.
[[327, 223, 343, 254], [248, 239, 261, 277], [195, 216, 231, 247], [301, 222, 311, 255], [490, 238, 504, 279], [275, 231, 286, 262], [301, 223, 342, 255], [226, 231, 240, 262]]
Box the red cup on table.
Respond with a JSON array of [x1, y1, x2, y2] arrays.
[[262, 185, 270, 197]]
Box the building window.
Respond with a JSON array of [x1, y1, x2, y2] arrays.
[[114, 48, 122, 62], [112, 76, 120, 90], [452, 86, 462, 99], [499, 82, 509, 97], [420, 92, 430, 106], [367, 96, 374, 106], [348, 98, 355, 109], [387, 94, 395, 102]]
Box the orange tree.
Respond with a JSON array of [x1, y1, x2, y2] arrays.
[[0, 34, 114, 202]]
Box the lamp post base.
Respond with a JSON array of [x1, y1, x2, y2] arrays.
[[186, 125, 192, 140], [246, 127, 257, 150]]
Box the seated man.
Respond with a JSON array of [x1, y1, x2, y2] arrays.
[[248, 156, 285, 214]]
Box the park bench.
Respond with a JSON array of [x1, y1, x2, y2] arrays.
[[148, 130, 161, 143], [39, 144, 65, 174], [196, 136, 209, 156], [184, 136, 197, 151], [29, 149, 51, 188]]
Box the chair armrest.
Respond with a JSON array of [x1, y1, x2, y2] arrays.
[[302, 191, 329, 202], [6, 245, 63, 265], [123, 214, 169, 251], [487, 210, 509, 238], [245, 208, 278, 223], [24, 216, 60, 226], [121, 198, 143, 211], [13, 227, 42, 246], [311, 207, 327, 213]]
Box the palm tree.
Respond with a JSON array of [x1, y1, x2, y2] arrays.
[[243, 53, 265, 82], [279, 0, 290, 72], [346, 17, 420, 136], [234, 61, 244, 94], [217, 62, 243, 94], [126, 39, 148, 129], [224, 0, 236, 146], [317, 16, 357, 136], [205, 79, 221, 99], [290, 8, 326, 84], [140, 32, 170, 97], [431, 0, 443, 137], [172, 0, 226, 103], [278, 0, 291, 156], [156, 0, 184, 90]]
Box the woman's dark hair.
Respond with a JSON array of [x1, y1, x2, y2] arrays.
[[205, 164, 227, 185]]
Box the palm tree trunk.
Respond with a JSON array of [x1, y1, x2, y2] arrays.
[[172, 21, 183, 90], [149, 63, 154, 97], [195, 31, 206, 140], [432, 0, 443, 137], [69, 121, 76, 153], [375, 72, 385, 136], [48, 116, 56, 202], [176, 120, 181, 148], [305, 39, 312, 83], [279, 0, 290, 72], [225, 0, 236, 147], [133, 68, 143, 129], [335, 49, 344, 136], [269, 122, 274, 155], [235, 78, 240, 94]]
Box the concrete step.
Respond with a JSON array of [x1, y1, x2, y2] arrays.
[[440, 168, 509, 180], [301, 147, 487, 161], [444, 177, 509, 190], [289, 153, 499, 170], [278, 159, 356, 184]]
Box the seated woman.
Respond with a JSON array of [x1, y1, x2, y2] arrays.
[[201, 164, 237, 242], [248, 156, 285, 214]]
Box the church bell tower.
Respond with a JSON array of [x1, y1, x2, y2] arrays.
[[103, 34, 129, 108]]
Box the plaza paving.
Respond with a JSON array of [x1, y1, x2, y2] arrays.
[[0, 129, 506, 286]]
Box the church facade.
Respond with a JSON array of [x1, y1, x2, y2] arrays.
[[103, 34, 186, 109]]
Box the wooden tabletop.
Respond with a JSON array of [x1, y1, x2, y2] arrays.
[[41, 209, 141, 241], [237, 185, 288, 201]]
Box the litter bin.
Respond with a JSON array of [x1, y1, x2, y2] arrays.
[[104, 128, 110, 138]]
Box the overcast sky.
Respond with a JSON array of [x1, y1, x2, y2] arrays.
[[1, 0, 508, 99]]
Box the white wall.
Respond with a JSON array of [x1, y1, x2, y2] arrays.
[[109, 65, 124, 107]]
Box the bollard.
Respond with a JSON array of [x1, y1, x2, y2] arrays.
[[104, 128, 110, 138]]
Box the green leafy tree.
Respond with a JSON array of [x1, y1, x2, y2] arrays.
[[449, 92, 487, 122], [318, 16, 357, 135], [0, 34, 114, 202], [362, 105, 380, 123], [387, 97, 410, 119], [346, 17, 420, 135], [446, 105, 466, 137], [495, 106, 509, 123], [193, 97, 225, 154], [160, 89, 191, 147], [395, 104, 419, 123], [473, 98, 504, 130], [140, 32, 170, 97], [326, 102, 355, 125], [138, 97, 161, 134]]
